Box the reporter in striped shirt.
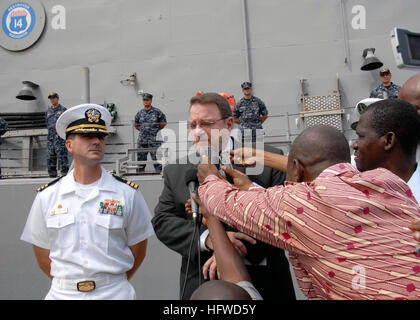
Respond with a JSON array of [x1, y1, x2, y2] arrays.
[[198, 125, 420, 300]]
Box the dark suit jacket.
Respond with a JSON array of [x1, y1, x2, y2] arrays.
[[152, 144, 296, 300]]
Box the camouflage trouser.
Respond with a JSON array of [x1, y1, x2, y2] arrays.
[[137, 141, 162, 173], [47, 138, 69, 177]]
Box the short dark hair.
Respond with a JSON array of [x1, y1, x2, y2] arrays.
[[364, 99, 420, 157], [190, 92, 232, 119], [66, 133, 76, 140], [292, 125, 351, 165], [190, 280, 251, 300]]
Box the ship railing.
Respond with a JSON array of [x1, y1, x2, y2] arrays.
[[0, 106, 357, 179], [0, 127, 116, 179], [1, 128, 49, 178], [115, 146, 169, 177]]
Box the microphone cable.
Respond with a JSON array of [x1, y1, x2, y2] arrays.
[[180, 223, 197, 300], [196, 211, 203, 287], [180, 210, 204, 299], [197, 222, 201, 287]]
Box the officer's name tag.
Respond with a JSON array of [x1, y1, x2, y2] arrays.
[[51, 204, 68, 216]]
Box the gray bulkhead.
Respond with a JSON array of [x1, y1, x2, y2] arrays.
[[0, 0, 418, 299]]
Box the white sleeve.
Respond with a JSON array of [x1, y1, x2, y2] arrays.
[[126, 189, 155, 246], [200, 229, 210, 251], [236, 281, 263, 300], [20, 193, 50, 249]]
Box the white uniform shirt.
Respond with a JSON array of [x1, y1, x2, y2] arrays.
[[21, 167, 155, 279]]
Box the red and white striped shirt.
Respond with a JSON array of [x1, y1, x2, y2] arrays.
[[198, 163, 420, 300]]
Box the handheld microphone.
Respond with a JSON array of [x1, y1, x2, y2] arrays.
[[182, 167, 203, 298], [185, 168, 200, 223]]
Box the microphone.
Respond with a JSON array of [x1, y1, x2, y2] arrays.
[[182, 167, 203, 298], [185, 167, 200, 223]]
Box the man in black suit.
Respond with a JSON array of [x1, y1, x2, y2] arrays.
[[152, 93, 295, 300]]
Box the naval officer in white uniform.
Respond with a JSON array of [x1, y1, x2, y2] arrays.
[[21, 104, 155, 299]]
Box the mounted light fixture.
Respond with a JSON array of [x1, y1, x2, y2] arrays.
[[16, 81, 39, 100], [361, 48, 383, 71], [120, 72, 137, 86]]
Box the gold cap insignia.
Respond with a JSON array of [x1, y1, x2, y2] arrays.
[[85, 108, 101, 123]]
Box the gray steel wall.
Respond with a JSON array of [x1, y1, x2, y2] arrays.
[[0, 176, 181, 299], [1, 0, 419, 171], [0, 176, 306, 299], [0, 0, 419, 299]]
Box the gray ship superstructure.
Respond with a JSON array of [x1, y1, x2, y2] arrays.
[[0, 0, 419, 299]]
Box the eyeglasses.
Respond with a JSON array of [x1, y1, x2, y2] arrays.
[[187, 118, 227, 130]]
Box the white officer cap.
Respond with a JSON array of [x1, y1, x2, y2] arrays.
[[56, 104, 112, 139], [350, 98, 383, 130]]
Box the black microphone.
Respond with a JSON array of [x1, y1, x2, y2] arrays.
[[181, 167, 203, 298], [185, 168, 200, 223]]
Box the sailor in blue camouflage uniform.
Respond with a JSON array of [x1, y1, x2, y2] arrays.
[[233, 82, 268, 142], [134, 93, 167, 173], [370, 68, 401, 99], [46, 92, 69, 177], [0, 116, 8, 178]]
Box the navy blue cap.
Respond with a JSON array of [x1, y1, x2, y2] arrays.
[[379, 68, 391, 76], [241, 82, 252, 89], [142, 93, 153, 100]]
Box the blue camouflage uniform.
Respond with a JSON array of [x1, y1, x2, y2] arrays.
[[46, 104, 69, 177], [0, 117, 8, 178], [134, 106, 167, 173], [233, 96, 268, 141], [369, 83, 401, 99]]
